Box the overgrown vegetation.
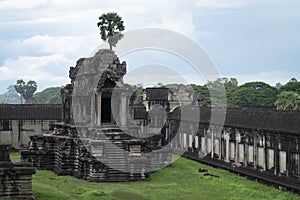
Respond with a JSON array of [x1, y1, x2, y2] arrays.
[[9, 153, 300, 200]]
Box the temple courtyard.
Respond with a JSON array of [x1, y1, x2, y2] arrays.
[[9, 152, 299, 200]]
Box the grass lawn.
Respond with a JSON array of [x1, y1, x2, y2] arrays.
[[9, 152, 300, 200]]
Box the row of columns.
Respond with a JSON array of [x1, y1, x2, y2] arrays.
[[167, 121, 300, 179]]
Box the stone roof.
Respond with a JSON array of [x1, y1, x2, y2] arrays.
[[169, 106, 300, 134], [0, 104, 62, 120], [144, 88, 170, 101], [133, 106, 147, 119]]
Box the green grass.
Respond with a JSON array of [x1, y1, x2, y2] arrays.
[[9, 152, 20, 163], [8, 153, 300, 200]]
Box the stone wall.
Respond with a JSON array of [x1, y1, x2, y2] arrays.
[[21, 124, 172, 182], [0, 145, 36, 199], [0, 119, 59, 148]]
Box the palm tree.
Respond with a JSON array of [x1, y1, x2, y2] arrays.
[[275, 91, 300, 110], [14, 79, 26, 104], [23, 80, 37, 104], [97, 12, 125, 51], [14, 80, 37, 104]]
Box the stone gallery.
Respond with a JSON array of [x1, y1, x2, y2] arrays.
[[0, 104, 62, 148]]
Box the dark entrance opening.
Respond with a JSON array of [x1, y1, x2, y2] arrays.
[[101, 97, 112, 123]]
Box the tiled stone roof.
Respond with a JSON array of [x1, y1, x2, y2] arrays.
[[0, 104, 62, 120], [169, 106, 300, 134]]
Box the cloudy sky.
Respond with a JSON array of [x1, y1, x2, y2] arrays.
[[0, 0, 300, 93]]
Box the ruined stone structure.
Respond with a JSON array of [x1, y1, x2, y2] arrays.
[[0, 145, 36, 199], [142, 85, 199, 112], [0, 104, 62, 148], [21, 49, 172, 182]]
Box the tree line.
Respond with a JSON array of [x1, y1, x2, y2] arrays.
[[191, 78, 300, 110], [0, 79, 61, 104], [136, 77, 300, 111], [0, 78, 299, 110]]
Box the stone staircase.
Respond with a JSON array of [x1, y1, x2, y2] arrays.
[[103, 128, 130, 181]]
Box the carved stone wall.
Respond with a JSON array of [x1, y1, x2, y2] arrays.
[[0, 145, 36, 199], [21, 126, 172, 182]]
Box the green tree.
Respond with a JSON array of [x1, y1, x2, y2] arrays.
[[228, 82, 278, 109], [14, 79, 26, 103], [4, 85, 21, 104], [207, 77, 238, 91], [188, 84, 211, 107], [133, 84, 143, 105], [33, 87, 62, 104], [279, 79, 300, 94], [97, 12, 125, 51], [275, 91, 300, 110], [14, 79, 37, 104], [202, 77, 238, 107], [275, 82, 282, 88]]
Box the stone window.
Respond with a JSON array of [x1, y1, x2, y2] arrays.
[[0, 119, 11, 131]]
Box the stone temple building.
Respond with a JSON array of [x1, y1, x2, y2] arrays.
[[21, 49, 173, 182]]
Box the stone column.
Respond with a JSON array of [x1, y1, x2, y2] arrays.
[[224, 130, 230, 162], [235, 130, 241, 165], [11, 120, 20, 148], [96, 93, 102, 127], [253, 133, 257, 169], [200, 128, 206, 158], [91, 91, 96, 128], [262, 134, 267, 171], [120, 93, 127, 127], [211, 129, 214, 159]]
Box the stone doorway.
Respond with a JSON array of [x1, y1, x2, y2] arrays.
[[101, 97, 112, 124]]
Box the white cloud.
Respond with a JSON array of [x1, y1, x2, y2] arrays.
[[0, 66, 11, 78], [0, 0, 299, 93], [0, 0, 49, 10], [194, 0, 240, 8], [0, 0, 203, 93], [193, 0, 268, 9], [20, 35, 96, 56], [0, 55, 70, 91]]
